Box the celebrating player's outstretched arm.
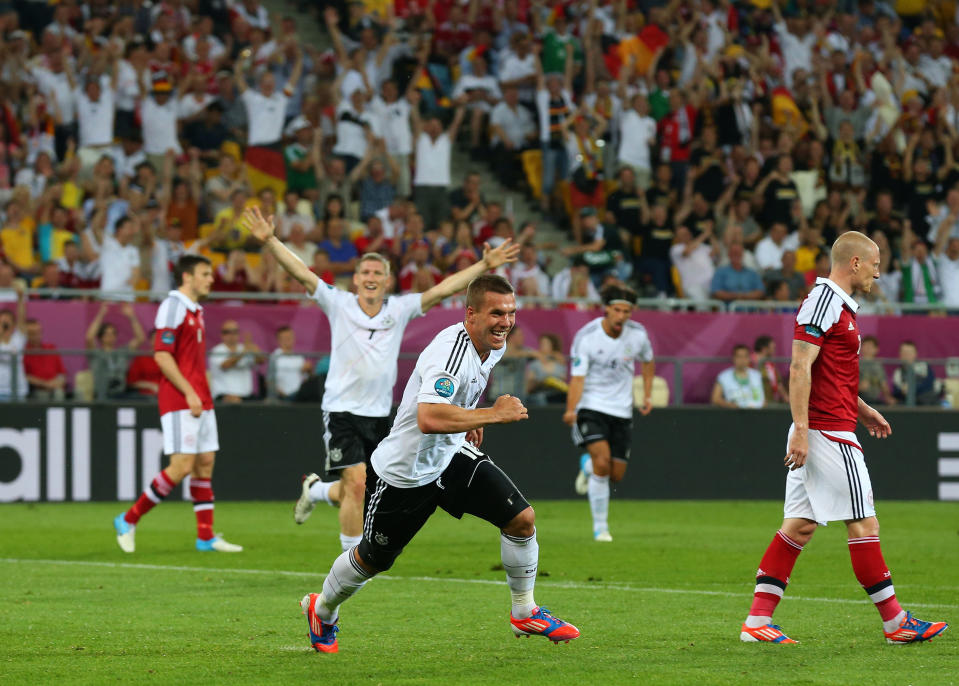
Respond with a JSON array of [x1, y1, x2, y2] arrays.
[[243, 206, 320, 294], [419, 239, 520, 312]]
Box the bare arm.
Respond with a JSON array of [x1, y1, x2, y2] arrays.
[[563, 375, 585, 424], [638, 360, 654, 415], [417, 394, 528, 434], [243, 206, 320, 293], [155, 350, 202, 415], [711, 381, 735, 408], [85, 302, 109, 348], [121, 303, 145, 349], [785, 339, 821, 469], [420, 239, 520, 311]]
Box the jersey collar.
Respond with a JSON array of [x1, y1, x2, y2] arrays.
[[815, 277, 859, 313], [168, 289, 201, 313]]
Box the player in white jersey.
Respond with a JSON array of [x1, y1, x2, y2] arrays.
[[564, 285, 654, 542], [242, 207, 519, 552], [297, 274, 579, 653]]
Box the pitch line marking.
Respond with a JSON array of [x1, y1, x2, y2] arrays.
[[2, 558, 957, 611]]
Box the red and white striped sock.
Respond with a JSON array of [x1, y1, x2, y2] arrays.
[[124, 471, 176, 525], [190, 479, 215, 541], [848, 536, 905, 632], [745, 530, 804, 628]]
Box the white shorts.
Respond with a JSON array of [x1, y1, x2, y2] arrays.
[[161, 409, 220, 455], [783, 425, 875, 525]]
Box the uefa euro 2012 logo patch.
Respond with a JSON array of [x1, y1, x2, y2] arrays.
[[434, 377, 455, 398]]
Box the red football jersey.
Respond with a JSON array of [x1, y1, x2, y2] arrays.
[[793, 278, 861, 432], [153, 290, 214, 416]]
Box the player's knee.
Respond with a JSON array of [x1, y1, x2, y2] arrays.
[[592, 459, 611, 477], [503, 506, 535, 538], [340, 467, 366, 501], [357, 538, 395, 574]]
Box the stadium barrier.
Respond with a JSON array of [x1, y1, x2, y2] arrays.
[[2, 405, 956, 503]]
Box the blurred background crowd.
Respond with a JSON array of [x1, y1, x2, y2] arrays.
[[1, 0, 959, 403]]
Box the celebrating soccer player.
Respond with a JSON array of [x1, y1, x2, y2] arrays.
[[740, 231, 948, 645], [297, 274, 579, 652], [114, 255, 242, 553], [564, 284, 655, 542], [241, 206, 519, 553]]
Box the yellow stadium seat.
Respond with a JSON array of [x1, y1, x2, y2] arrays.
[[74, 370, 94, 402], [634, 375, 670, 408]]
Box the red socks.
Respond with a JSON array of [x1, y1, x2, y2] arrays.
[[190, 478, 215, 541], [748, 530, 804, 619], [848, 536, 903, 622], [125, 471, 176, 525]]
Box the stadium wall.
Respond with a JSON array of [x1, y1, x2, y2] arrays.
[[20, 301, 959, 404], [2, 405, 957, 503]]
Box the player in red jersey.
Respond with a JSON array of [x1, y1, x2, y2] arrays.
[[740, 231, 949, 645], [113, 255, 242, 553]]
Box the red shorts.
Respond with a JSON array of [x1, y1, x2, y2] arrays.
[[569, 182, 604, 210]]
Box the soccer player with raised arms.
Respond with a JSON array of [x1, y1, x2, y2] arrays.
[[740, 231, 948, 644], [114, 255, 243, 553], [241, 206, 518, 553], [294, 273, 579, 652], [564, 284, 655, 542]]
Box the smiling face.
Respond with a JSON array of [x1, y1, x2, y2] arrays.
[[465, 291, 517, 355], [352, 256, 390, 303]]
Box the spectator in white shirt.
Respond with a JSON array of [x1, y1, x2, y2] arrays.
[[754, 222, 800, 272], [452, 53, 502, 153], [139, 72, 183, 172], [74, 62, 119, 178], [209, 321, 267, 403], [498, 33, 538, 107], [510, 243, 551, 297], [932, 215, 959, 307], [269, 325, 312, 400], [234, 48, 303, 147], [411, 92, 467, 232], [332, 88, 380, 173], [284, 221, 317, 266], [712, 344, 766, 409], [618, 93, 657, 190], [670, 224, 718, 300], [370, 80, 414, 197], [771, 3, 818, 88], [489, 85, 537, 188], [83, 215, 141, 302], [0, 283, 27, 401]]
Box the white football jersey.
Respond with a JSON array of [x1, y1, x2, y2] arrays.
[[310, 282, 423, 416], [569, 317, 654, 419], [371, 323, 505, 488]]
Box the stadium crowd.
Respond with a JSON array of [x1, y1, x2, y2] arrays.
[[0, 0, 959, 307]]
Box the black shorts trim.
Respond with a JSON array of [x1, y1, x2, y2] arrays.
[[323, 411, 391, 474], [571, 408, 633, 461], [357, 449, 530, 571]]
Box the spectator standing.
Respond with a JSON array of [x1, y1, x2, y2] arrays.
[[931, 210, 959, 308], [23, 317, 67, 400], [670, 224, 717, 301], [0, 284, 27, 401], [753, 335, 788, 405], [208, 321, 266, 403], [859, 336, 895, 406], [535, 50, 574, 213], [84, 215, 141, 301], [370, 79, 416, 198], [488, 85, 536, 189], [617, 93, 657, 190], [411, 93, 466, 232], [84, 302, 146, 400], [711, 345, 765, 409], [900, 224, 941, 305], [269, 325, 312, 400]]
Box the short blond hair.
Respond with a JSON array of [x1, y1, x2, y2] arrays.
[[358, 252, 391, 275], [830, 231, 876, 267]]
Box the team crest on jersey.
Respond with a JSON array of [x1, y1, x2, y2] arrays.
[[329, 448, 343, 463], [381, 315, 395, 327], [435, 377, 455, 397], [161, 331, 175, 344], [374, 531, 389, 546]]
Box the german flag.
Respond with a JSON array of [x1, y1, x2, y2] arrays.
[[244, 144, 287, 197]]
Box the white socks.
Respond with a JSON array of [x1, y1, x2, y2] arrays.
[[745, 615, 772, 628], [316, 547, 373, 623], [588, 474, 610, 534], [309, 479, 335, 506], [339, 533, 362, 552], [884, 610, 907, 634], [501, 530, 539, 619]]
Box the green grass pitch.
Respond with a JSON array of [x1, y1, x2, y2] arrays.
[[0, 500, 956, 685]]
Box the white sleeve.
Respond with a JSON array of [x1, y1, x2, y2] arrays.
[[308, 280, 347, 313], [399, 292, 425, 323], [637, 332, 654, 362], [569, 329, 590, 377], [795, 285, 842, 333], [416, 334, 467, 405], [154, 297, 186, 329]]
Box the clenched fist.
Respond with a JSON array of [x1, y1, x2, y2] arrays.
[[493, 394, 529, 424]]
